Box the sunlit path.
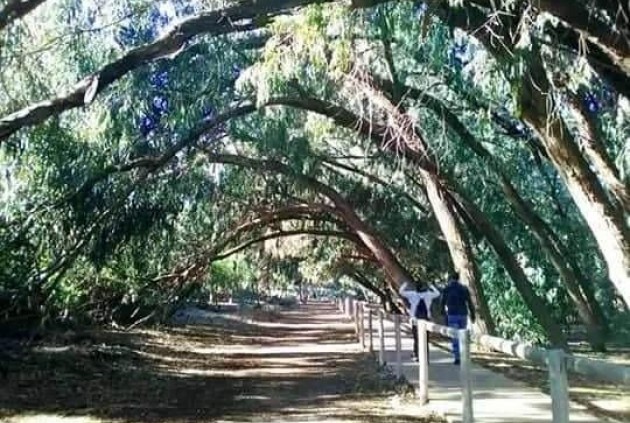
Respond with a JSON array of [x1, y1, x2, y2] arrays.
[[0, 302, 437, 423], [358, 311, 605, 423]]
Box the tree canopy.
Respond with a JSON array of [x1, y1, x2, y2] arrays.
[[0, 0, 628, 350]]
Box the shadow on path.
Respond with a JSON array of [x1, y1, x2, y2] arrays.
[[0, 302, 437, 423]]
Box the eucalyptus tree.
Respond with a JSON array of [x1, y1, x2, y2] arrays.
[[0, 0, 627, 347], [191, 1, 624, 345]]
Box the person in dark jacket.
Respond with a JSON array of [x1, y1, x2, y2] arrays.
[[440, 272, 476, 365]]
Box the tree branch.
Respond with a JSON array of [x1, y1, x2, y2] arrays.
[[0, 0, 395, 142], [320, 157, 430, 214], [212, 228, 360, 262], [0, 0, 47, 31]]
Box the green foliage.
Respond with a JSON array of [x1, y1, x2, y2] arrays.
[[0, 0, 627, 348]]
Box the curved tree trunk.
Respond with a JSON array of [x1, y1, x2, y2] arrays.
[[405, 86, 608, 349], [499, 175, 608, 349], [341, 74, 496, 335], [204, 152, 417, 291], [330, 195, 416, 288], [346, 269, 399, 313], [423, 172, 496, 335], [519, 50, 630, 309], [1, 0, 627, 144], [432, 2, 630, 311], [468, 0, 630, 64], [0, 0, 48, 31], [451, 190, 568, 348], [566, 91, 630, 213]]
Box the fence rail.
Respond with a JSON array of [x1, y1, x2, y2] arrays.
[[335, 297, 630, 423]]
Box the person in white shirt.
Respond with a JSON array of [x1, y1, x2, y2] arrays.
[[399, 281, 441, 360]]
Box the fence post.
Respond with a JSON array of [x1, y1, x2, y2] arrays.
[[378, 309, 385, 365], [418, 320, 428, 404], [350, 299, 355, 319], [368, 308, 374, 353], [459, 329, 474, 423], [359, 303, 365, 350], [395, 314, 402, 379], [548, 349, 569, 423], [353, 301, 360, 340]]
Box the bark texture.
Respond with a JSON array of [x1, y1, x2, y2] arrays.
[[404, 85, 608, 349], [423, 172, 495, 335], [519, 51, 630, 309], [566, 91, 630, 213], [452, 190, 568, 347]]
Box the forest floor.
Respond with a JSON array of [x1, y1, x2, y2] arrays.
[[0, 303, 443, 423]]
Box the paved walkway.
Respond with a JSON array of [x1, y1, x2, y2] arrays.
[[349, 306, 602, 423]]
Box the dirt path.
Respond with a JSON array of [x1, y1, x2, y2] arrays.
[[0, 302, 440, 423]]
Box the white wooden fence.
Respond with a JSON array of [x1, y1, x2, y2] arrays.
[[336, 297, 630, 423]]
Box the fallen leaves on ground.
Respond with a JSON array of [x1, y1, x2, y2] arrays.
[[0, 304, 443, 423]]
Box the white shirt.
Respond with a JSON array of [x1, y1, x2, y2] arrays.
[[399, 282, 441, 319]]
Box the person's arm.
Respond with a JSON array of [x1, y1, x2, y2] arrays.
[[421, 286, 440, 320], [427, 285, 440, 301], [398, 281, 414, 300]]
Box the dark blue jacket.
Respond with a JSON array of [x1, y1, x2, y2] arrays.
[[441, 280, 476, 320]]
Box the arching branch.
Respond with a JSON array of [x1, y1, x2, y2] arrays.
[[212, 229, 360, 262], [198, 202, 346, 259], [155, 218, 363, 286], [2, 0, 628, 144], [66, 93, 437, 216], [0, 0, 395, 142], [320, 157, 430, 214], [199, 149, 416, 288], [469, 0, 629, 62]]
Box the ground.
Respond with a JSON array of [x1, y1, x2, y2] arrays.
[[472, 347, 630, 422], [0, 304, 443, 423], [431, 335, 630, 422]]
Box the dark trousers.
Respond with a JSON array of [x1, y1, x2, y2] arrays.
[[447, 314, 467, 361]]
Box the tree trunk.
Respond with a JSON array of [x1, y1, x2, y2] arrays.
[[499, 175, 608, 350], [348, 270, 399, 313], [423, 172, 496, 335], [0, 0, 47, 31], [263, 93, 590, 341], [427, 6, 630, 309], [451, 190, 568, 348], [566, 91, 630, 213], [406, 86, 607, 349], [330, 195, 416, 288], [206, 153, 417, 290], [519, 50, 630, 309], [339, 76, 496, 335]]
